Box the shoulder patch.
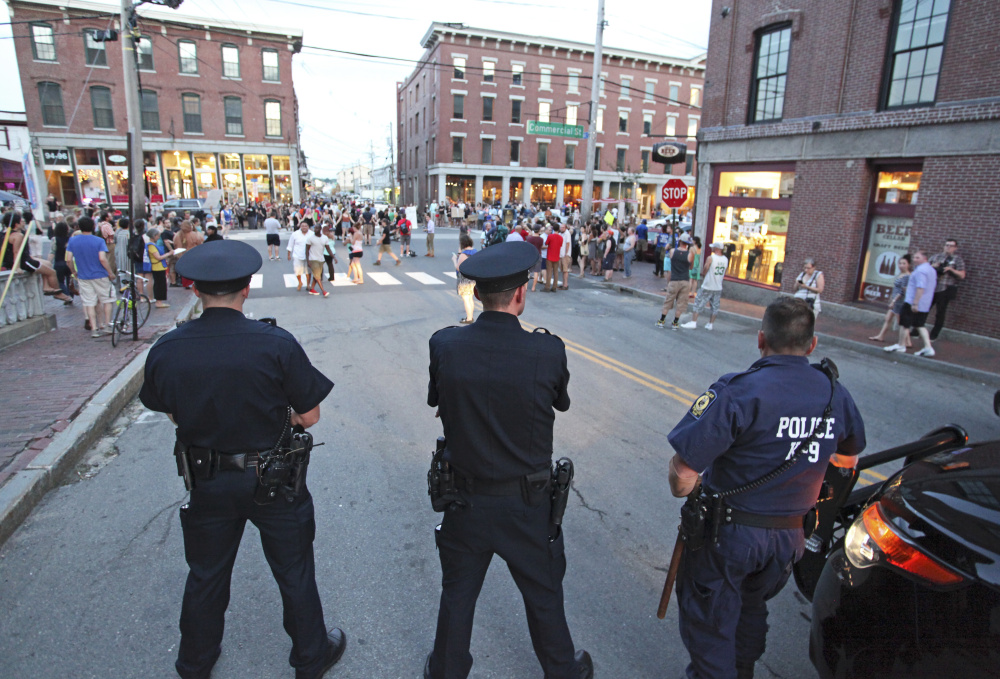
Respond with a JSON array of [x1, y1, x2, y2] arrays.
[[689, 389, 717, 419]]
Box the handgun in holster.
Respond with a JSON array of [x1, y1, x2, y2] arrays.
[[427, 437, 465, 512], [548, 457, 574, 541]]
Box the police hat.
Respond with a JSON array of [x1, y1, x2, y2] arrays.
[[174, 240, 262, 295], [459, 241, 539, 294]]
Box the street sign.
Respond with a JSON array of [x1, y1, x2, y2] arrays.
[[526, 120, 585, 139], [651, 142, 687, 165], [661, 179, 688, 208]]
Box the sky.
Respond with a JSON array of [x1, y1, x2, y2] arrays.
[[0, 0, 712, 181]]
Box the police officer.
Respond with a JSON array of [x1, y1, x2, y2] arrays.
[[425, 241, 593, 679], [139, 240, 346, 679], [667, 297, 866, 679]]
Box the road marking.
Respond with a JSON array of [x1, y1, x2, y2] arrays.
[[368, 272, 402, 286], [405, 272, 446, 285], [283, 273, 303, 288], [329, 276, 355, 287], [250, 274, 263, 289], [442, 271, 457, 279]]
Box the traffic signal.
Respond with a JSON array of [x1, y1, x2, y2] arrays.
[[89, 28, 119, 42], [651, 142, 687, 165], [150, 0, 185, 7]]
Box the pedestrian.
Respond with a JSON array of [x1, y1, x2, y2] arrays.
[[306, 223, 330, 297], [264, 210, 282, 260], [657, 233, 694, 329], [688, 236, 702, 298], [138, 240, 346, 679], [576, 225, 590, 278], [793, 259, 824, 316], [885, 249, 937, 357], [667, 296, 866, 679], [204, 225, 223, 242], [424, 241, 593, 679], [374, 219, 401, 266], [653, 226, 671, 278], [526, 226, 544, 292], [321, 224, 338, 282], [145, 227, 170, 308], [869, 254, 912, 344], [927, 238, 966, 341], [622, 226, 637, 278], [601, 224, 617, 282], [425, 215, 436, 257], [64, 216, 116, 336], [452, 233, 477, 323], [287, 220, 311, 291], [348, 227, 365, 284], [115, 217, 131, 274], [636, 218, 648, 262], [558, 223, 572, 289], [174, 220, 204, 289], [544, 225, 563, 292], [681, 241, 728, 330], [398, 214, 413, 257]]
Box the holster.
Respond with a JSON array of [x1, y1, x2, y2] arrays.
[[520, 468, 552, 507], [174, 437, 220, 491], [428, 437, 466, 512], [548, 457, 574, 540], [254, 427, 312, 505], [679, 491, 712, 552]]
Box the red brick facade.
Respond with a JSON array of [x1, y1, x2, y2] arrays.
[[697, 0, 1000, 338]]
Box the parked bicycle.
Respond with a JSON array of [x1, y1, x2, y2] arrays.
[[110, 270, 151, 347]]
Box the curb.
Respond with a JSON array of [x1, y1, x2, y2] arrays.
[[593, 279, 1000, 388], [0, 293, 200, 547]]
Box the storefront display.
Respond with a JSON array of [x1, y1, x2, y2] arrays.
[[530, 179, 557, 206], [244, 154, 270, 202], [446, 175, 475, 203], [220, 153, 244, 205], [193, 153, 219, 200], [43, 148, 77, 207], [482, 177, 503, 204], [162, 150, 194, 199], [143, 151, 162, 202], [858, 168, 921, 304], [75, 149, 106, 205], [272, 155, 292, 203], [103, 151, 129, 205]]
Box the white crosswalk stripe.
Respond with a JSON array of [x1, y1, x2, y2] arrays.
[[250, 274, 263, 289], [405, 272, 445, 285], [283, 273, 303, 288], [367, 272, 402, 286], [441, 271, 457, 279], [251, 272, 456, 289], [329, 276, 355, 287]]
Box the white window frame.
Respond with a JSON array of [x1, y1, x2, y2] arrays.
[[539, 65, 553, 91]]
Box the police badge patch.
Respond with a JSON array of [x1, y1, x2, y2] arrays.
[[689, 390, 717, 419]]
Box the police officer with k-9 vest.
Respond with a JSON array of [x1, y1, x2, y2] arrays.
[[667, 296, 866, 679], [139, 239, 346, 679], [424, 241, 594, 679]]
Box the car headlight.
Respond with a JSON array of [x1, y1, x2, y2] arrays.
[[844, 502, 964, 586]]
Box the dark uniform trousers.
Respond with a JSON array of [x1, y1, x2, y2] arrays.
[[676, 523, 804, 679], [429, 494, 577, 679], [176, 467, 328, 679]]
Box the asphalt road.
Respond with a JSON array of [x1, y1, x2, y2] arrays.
[[1, 230, 997, 679]]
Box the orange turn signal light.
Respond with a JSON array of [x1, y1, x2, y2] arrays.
[[860, 503, 965, 586]]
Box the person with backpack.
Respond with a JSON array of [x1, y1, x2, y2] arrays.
[[397, 214, 413, 258]]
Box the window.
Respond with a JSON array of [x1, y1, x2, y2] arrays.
[[452, 136, 464, 163], [666, 116, 677, 136], [453, 94, 465, 119], [616, 148, 627, 172], [511, 99, 522, 123], [645, 81, 655, 100], [568, 72, 579, 92], [262, 49, 280, 81], [599, 76, 606, 97], [641, 149, 650, 173], [483, 61, 495, 82], [597, 108, 604, 132], [691, 86, 702, 107], [539, 101, 550, 123], [140, 90, 160, 131], [618, 110, 628, 133], [453, 57, 466, 79], [565, 144, 575, 169], [265, 100, 282, 137], [884, 0, 950, 108], [669, 83, 679, 102], [687, 116, 699, 137], [37, 82, 65, 126], [643, 113, 652, 135], [482, 97, 493, 122], [222, 44, 240, 78], [510, 139, 520, 163], [31, 23, 56, 61], [594, 146, 601, 170], [620, 77, 632, 98], [566, 104, 578, 127], [540, 68, 552, 89], [137, 36, 154, 70], [84, 31, 107, 67], [182, 93, 202, 133], [482, 138, 493, 164], [178, 40, 198, 74], [512, 64, 523, 86], [90, 86, 114, 129], [537, 142, 548, 168], [750, 24, 791, 122], [224, 96, 243, 135]]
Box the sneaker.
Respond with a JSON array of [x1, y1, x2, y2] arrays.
[[704, 323, 714, 330], [680, 321, 697, 329], [395, 259, 401, 266], [915, 347, 936, 357], [90, 330, 102, 339], [323, 291, 330, 297], [655, 320, 665, 329], [308, 289, 319, 296], [671, 321, 679, 330], [883, 343, 906, 353], [374, 260, 381, 266]]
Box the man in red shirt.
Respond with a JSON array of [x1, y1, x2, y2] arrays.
[[544, 226, 563, 293]]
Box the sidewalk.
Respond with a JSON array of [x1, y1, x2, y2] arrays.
[[582, 259, 1000, 384]]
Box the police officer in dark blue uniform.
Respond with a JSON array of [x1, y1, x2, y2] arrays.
[[425, 241, 593, 679], [139, 240, 346, 679], [667, 297, 866, 679]]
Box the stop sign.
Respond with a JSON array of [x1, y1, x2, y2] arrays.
[[661, 179, 688, 208]]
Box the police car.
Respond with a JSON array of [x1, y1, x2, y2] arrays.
[[794, 422, 1000, 678]]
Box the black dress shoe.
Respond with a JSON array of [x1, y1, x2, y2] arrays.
[[423, 652, 432, 679], [575, 649, 594, 679], [299, 628, 346, 679]]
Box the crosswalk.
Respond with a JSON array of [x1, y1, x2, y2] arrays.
[[249, 271, 459, 289]]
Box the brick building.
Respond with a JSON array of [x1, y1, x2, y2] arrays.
[[397, 22, 705, 217], [7, 0, 304, 209], [696, 0, 1000, 338]]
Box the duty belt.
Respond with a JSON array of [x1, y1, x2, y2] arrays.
[[453, 473, 524, 496], [187, 446, 263, 472], [726, 506, 804, 530]]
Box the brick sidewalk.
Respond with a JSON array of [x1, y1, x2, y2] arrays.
[[0, 287, 193, 487], [590, 257, 1000, 377]]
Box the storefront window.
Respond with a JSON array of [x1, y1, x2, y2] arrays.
[[508, 178, 522, 203], [563, 180, 582, 206], [220, 153, 244, 205], [445, 175, 475, 203], [272, 155, 290, 171], [530, 179, 557, 207], [274, 174, 292, 203], [482, 177, 503, 204], [858, 169, 922, 304], [244, 154, 269, 171], [162, 150, 194, 199], [143, 152, 162, 201], [710, 207, 788, 286], [77, 168, 106, 205], [193, 153, 219, 200], [717, 170, 794, 199], [874, 171, 919, 204], [103, 151, 129, 204], [244, 154, 270, 202]]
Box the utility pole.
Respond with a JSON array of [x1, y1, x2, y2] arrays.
[[121, 0, 145, 220], [581, 0, 605, 221], [369, 141, 375, 203], [387, 123, 395, 206]]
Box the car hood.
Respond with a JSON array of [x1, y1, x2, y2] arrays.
[[881, 442, 1000, 588]]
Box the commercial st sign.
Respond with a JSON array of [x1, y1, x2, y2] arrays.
[[526, 120, 585, 139]]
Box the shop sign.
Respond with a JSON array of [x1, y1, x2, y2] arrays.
[[150, 194, 164, 203], [738, 222, 766, 238], [526, 120, 585, 139], [42, 148, 70, 166], [111, 194, 129, 204], [108, 154, 127, 163], [859, 216, 912, 304]]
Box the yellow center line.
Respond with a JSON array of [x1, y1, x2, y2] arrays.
[[563, 345, 695, 406]]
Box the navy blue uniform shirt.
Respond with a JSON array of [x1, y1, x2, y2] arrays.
[[140, 307, 333, 451], [428, 311, 570, 481], [668, 354, 866, 515]]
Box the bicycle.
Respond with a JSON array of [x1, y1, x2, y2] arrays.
[[110, 270, 151, 347]]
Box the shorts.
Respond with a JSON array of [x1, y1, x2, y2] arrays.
[[292, 257, 308, 276], [309, 260, 324, 278], [531, 258, 543, 274], [18, 254, 41, 273], [379, 243, 392, 254], [602, 250, 616, 271], [78, 277, 115, 307], [561, 256, 571, 272], [661, 280, 689, 317], [266, 233, 280, 246], [349, 251, 363, 260], [401, 234, 411, 246], [899, 302, 928, 329], [637, 239, 648, 254], [693, 288, 722, 316]]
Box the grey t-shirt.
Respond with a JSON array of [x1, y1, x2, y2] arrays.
[[264, 218, 281, 235]]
